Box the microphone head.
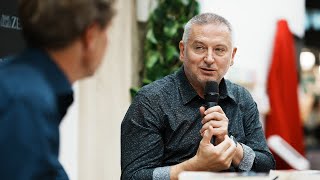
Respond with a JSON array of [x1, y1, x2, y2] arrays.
[[204, 81, 219, 104], [205, 81, 219, 95]]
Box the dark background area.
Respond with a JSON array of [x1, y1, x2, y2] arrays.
[[0, 1, 25, 59], [303, 0, 320, 170], [305, 0, 320, 51]]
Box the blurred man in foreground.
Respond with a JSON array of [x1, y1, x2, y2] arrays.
[[0, 0, 115, 179]]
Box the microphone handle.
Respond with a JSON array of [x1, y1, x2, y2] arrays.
[[204, 101, 218, 144], [205, 102, 218, 110]]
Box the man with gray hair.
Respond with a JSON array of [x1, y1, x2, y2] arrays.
[[0, 0, 115, 179], [121, 13, 275, 180]]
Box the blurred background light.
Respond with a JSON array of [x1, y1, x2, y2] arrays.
[[300, 51, 316, 71]]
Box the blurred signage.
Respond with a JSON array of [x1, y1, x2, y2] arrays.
[[0, 1, 25, 58]]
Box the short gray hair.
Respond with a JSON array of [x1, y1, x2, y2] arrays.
[[182, 13, 234, 45]]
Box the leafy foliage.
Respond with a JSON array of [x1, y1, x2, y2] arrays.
[[131, 0, 199, 97]]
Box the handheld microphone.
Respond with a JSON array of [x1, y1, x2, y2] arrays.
[[204, 81, 219, 110]]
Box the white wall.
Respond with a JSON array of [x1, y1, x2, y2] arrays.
[[199, 0, 305, 88], [59, 84, 79, 180]]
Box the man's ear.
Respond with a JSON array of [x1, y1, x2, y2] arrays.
[[179, 41, 185, 62], [230, 47, 237, 66], [82, 23, 100, 51]]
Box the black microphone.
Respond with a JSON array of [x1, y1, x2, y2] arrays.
[[204, 81, 219, 110]]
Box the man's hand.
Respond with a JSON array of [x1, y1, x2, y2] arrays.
[[193, 127, 237, 171], [199, 106, 229, 145], [170, 119, 237, 180]]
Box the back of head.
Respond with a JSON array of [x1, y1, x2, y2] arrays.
[[182, 13, 233, 44], [18, 0, 115, 50]]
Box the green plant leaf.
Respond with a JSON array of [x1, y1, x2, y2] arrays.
[[166, 44, 179, 62], [142, 78, 153, 85], [146, 51, 160, 69], [130, 0, 199, 99], [146, 29, 157, 44], [180, 0, 190, 6], [164, 21, 179, 37], [130, 87, 140, 98]]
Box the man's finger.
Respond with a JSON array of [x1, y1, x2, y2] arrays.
[[200, 126, 215, 145], [204, 106, 224, 115], [199, 106, 205, 117], [214, 135, 233, 151], [200, 121, 221, 134], [202, 112, 227, 124]]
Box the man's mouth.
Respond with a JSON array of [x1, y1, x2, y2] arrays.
[[200, 67, 216, 72]]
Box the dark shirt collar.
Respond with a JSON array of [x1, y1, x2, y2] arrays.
[[24, 48, 73, 96], [176, 66, 236, 105], [176, 67, 198, 105], [22, 48, 74, 118], [219, 78, 236, 102]]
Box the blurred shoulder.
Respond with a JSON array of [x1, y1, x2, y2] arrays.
[[0, 58, 54, 109]]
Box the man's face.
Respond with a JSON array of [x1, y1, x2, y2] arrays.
[[82, 23, 110, 77], [179, 23, 237, 93], [92, 26, 109, 73]]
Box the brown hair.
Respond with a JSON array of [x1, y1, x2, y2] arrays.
[[19, 0, 115, 49]]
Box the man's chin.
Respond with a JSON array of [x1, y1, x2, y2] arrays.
[[200, 77, 218, 83], [87, 70, 95, 77], [82, 69, 96, 79]]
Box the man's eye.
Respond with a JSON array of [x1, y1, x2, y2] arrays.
[[194, 46, 206, 52], [215, 48, 226, 55], [215, 48, 224, 52]]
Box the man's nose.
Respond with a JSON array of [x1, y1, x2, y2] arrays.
[[204, 50, 215, 64]]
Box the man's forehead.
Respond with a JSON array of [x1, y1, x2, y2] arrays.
[[188, 24, 232, 43], [191, 23, 230, 33]]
